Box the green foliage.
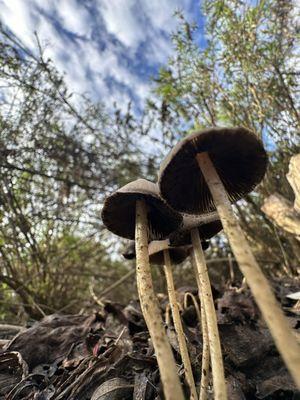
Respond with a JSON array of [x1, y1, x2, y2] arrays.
[[150, 0, 300, 274], [0, 1, 299, 321], [0, 27, 142, 320]]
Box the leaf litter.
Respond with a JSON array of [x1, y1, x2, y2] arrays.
[[0, 278, 299, 399]]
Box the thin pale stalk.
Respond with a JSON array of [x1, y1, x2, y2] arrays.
[[197, 152, 300, 389], [199, 289, 210, 400], [191, 228, 227, 400], [191, 254, 210, 400], [163, 249, 198, 400], [135, 200, 184, 400], [183, 293, 202, 330]]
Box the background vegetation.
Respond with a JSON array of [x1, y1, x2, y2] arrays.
[[0, 0, 299, 322]]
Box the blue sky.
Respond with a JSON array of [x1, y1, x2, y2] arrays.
[[0, 0, 204, 111]]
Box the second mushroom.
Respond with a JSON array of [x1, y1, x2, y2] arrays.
[[102, 179, 185, 400]]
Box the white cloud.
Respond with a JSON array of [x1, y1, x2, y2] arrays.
[[1, 0, 37, 49], [0, 0, 196, 109], [100, 0, 146, 49], [55, 0, 92, 38], [143, 0, 191, 30]]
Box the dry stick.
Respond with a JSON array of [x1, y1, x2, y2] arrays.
[[190, 255, 210, 400], [197, 152, 300, 389], [99, 269, 135, 299], [0, 324, 24, 332], [163, 249, 198, 400], [191, 229, 227, 400], [135, 200, 184, 400]]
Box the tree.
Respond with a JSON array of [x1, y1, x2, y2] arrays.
[[1, 0, 299, 320], [0, 26, 143, 319]]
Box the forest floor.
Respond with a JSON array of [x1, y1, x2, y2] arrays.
[[0, 277, 299, 400]]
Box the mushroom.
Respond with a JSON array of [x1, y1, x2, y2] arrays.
[[124, 212, 223, 399], [102, 179, 184, 400], [158, 127, 300, 389], [171, 213, 223, 400], [169, 214, 225, 399], [123, 238, 207, 400], [123, 239, 208, 264], [190, 252, 210, 400], [159, 127, 267, 214], [123, 233, 213, 399], [102, 179, 181, 241], [161, 246, 197, 400], [149, 240, 195, 264], [190, 229, 225, 399], [169, 213, 222, 247]]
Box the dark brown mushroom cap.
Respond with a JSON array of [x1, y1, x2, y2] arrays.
[[158, 127, 268, 214], [149, 241, 209, 265], [122, 240, 209, 265], [122, 241, 136, 260], [149, 245, 191, 265], [101, 179, 182, 240], [169, 220, 222, 246]]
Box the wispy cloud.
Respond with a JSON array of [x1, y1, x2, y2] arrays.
[[0, 0, 202, 110]]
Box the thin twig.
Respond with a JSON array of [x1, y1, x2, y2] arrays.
[[99, 269, 135, 299]]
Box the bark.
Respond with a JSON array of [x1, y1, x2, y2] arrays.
[[261, 194, 300, 240], [287, 154, 300, 213], [261, 153, 300, 240]]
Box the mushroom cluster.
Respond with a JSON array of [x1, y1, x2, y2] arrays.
[[102, 127, 300, 400]]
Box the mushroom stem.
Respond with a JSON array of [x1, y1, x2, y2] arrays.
[[199, 289, 210, 400], [196, 152, 300, 389], [191, 228, 227, 400], [135, 200, 184, 400], [163, 249, 198, 400], [149, 239, 170, 254], [191, 253, 210, 400]]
